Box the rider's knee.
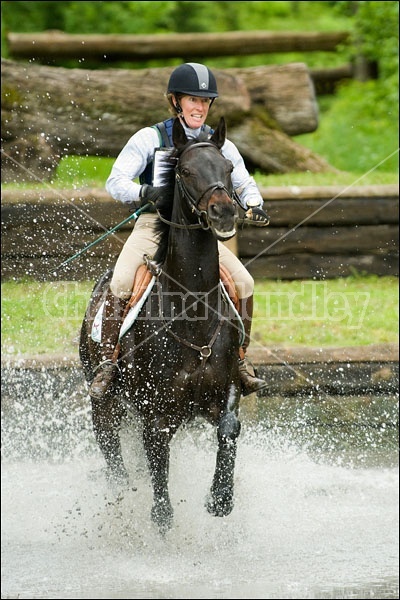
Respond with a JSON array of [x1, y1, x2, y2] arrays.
[[110, 277, 132, 300]]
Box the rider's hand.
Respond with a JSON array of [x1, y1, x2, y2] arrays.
[[244, 206, 270, 227], [140, 184, 164, 206]]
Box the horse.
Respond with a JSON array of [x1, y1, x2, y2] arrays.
[[79, 116, 242, 533]]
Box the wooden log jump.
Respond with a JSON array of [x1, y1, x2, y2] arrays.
[[1, 185, 398, 281]]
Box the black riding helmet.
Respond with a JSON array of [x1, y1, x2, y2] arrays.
[[167, 63, 218, 98]]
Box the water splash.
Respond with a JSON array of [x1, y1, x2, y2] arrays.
[[1, 369, 398, 599]]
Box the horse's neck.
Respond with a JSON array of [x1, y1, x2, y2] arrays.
[[163, 228, 220, 296]]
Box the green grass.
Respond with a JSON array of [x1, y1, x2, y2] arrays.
[[252, 275, 399, 347], [2, 156, 397, 193], [1, 156, 115, 190], [1, 275, 398, 357], [1, 280, 95, 356], [255, 170, 398, 188], [54, 156, 115, 188]]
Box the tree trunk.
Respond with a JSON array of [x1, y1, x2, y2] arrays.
[[1, 58, 333, 183]]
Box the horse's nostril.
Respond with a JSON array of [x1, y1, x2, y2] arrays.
[[209, 200, 236, 220], [210, 203, 220, 215]]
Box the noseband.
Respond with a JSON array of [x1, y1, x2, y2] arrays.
[[162, 142, 236, 230]]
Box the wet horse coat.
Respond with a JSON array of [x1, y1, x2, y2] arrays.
[[79, 117, 242, 532]]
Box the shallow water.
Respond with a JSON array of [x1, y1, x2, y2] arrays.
[[1, 395, 399, 600]]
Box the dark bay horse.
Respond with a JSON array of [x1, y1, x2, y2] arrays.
[[79, 117, 242, 532]]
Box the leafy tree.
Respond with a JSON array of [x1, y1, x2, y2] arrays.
[[333, 1, 398, 81], [1, 1, 72, 32]]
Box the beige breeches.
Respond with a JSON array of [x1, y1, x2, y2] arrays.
[[110, 213, 254, 300]]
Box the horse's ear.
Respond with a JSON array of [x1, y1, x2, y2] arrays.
[[210, 117, 226, 149], [172, 117, 189, 149]]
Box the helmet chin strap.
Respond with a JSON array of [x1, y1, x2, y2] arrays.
[[174, 99, 189, 128], [178, 112, 189, 128]]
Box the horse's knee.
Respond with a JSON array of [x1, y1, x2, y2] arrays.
[[218, 412, 241, 443]]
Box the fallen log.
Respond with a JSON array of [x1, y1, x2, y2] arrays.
[[227, 63, 319, 136], [1, 58, 332, 183], [6, 30, 350, 61]]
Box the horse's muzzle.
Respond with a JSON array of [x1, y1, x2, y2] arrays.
[[207, 190, 238, 240]]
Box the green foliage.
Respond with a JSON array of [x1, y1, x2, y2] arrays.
[[357, 1, 398, 77], [63, 1, 174, 34], [296, 80, 399, 173], [2, 0, 397, 72], [1, 1, 350, 35], [334, 1, 399, 79], [1, 1, 71, 32]]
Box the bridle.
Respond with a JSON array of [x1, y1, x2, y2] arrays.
[[156, 141, 237, 230]]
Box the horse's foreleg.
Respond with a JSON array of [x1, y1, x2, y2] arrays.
[[142, 422, 174, 533], [207, 410, 241, 517], [91, 397, 129, 487]]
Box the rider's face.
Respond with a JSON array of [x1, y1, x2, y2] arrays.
[[174, 95, 212, 129]]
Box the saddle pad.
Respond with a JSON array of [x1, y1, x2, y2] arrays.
[[91, 265, 155, 343]]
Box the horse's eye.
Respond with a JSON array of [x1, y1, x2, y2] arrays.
[[226, 161, 234, 173], [181, 168, 190, 177]]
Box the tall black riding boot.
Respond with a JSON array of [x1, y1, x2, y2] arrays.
[[89, 290, 129, 400], [238, 295, 268, 396]]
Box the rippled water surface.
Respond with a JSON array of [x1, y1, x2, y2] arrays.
[[2, 389, 399, 599]]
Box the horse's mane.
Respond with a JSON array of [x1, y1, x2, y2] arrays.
[[153, 134, 213, 265]]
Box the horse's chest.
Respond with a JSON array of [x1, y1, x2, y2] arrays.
[[174, 352, 233, 392]]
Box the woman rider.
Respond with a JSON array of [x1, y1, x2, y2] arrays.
[[89, 62, 270, 400]]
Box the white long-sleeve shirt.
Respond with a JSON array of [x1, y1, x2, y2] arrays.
[[105, 121, 263, 209]]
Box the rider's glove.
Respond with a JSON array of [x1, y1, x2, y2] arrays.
[[244, 206, 270, 227], [140, 184, 164, 206], [127, 184, 164, 212]]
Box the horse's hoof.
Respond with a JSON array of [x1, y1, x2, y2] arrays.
[[151, 500, 173, 534], [205, 493, 234, 517]]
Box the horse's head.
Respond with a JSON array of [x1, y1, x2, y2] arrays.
[[172, 117, 238, 241]]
